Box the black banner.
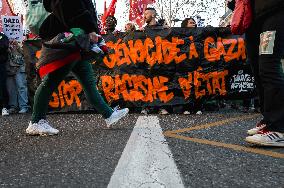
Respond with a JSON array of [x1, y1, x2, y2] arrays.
[[23, 27, 255, 112]]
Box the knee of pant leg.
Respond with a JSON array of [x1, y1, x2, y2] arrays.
[[40, 76, 54, 90], [259, 56, 281, 72], [259, 56, 284, 86]]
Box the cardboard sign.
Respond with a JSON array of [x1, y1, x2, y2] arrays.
[[1, 15, 23, 41]]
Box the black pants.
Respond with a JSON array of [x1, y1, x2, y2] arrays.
[[0, 63, 8, 109], [246, 11, 284, 132]]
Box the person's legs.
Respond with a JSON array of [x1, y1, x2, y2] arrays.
[[242, 98, 251, 113], [27, 61, 79, 135], [71, 60, 113, 118], [31, 62, 76, 123], [15, 66, 30, 112], [246, 11, 284, 147], [245, 23, 264, 114], [6, 75, 18, 110], [0, 63, 9, 116], [245, 21, 268, 135], [71, 60, 128, 127], [258, 11, 284, 133]]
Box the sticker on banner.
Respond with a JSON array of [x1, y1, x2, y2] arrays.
[[259, 31, 276, 55]]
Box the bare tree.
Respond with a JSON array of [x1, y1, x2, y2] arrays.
[[153, 0, 225, 26], [115, 0, 225, 28], [7, 0, 28, 14]]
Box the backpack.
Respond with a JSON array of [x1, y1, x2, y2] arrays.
[[25, 0, 50, 35]]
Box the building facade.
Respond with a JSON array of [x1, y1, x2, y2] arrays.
[[219, 1, 232, 27]]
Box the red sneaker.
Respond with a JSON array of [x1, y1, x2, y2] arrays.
[[247, 120, 266, 135]]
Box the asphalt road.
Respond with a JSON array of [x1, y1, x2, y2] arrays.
[[0, 111, 283, 188]]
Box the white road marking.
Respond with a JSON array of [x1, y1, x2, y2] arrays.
[[107, 116, 184, 188]]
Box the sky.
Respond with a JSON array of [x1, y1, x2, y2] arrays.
[[95, 0, 129, 30]]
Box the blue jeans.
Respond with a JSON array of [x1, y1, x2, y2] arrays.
[[6, 65, 29, 110]]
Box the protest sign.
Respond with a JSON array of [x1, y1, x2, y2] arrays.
[[1, 15, 23, 41]]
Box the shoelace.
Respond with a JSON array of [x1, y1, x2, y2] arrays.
[[113, 105, 120, 112], [256, 120, 266, 128], [257, 129, 272, 135]]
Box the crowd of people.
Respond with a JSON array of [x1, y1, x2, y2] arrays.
[[0, 0, 283, 147], [0, 33, 30, 117]]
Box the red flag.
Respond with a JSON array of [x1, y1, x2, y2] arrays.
[[101, 0, 118, 33], [104, 0, 107, 12], [129, 0, 155, 28]]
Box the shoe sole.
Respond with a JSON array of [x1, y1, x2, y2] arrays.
[[247, 131, 257, 136], [26, 130, 59, 136], [245, 138, 284, 147], [247, 127, 267, 136]]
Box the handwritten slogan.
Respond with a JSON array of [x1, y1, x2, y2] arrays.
[[1, 16, 23, 41], [230, 70, 254, 93]]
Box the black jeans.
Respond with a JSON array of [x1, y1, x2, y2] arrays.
[[0, 63, 8, 109], [246, 10, 284, 132]]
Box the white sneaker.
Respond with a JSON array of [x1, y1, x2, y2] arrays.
[[196, 110, 202, 115], [141, 109, 148, 114], [247, 120, 266, 135], [2, 108, 9, 116], [19, 108, 29, 114], [105, 108, 129, 128], [159, 109, 169, 115], [183, 111, 191, 115], [26, 119, 59, 136], [245, 129, 284, 147]]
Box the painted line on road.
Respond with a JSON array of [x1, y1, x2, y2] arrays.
[[164, 114, 284, 159], [108, 116, 184, 188], [165, 114, 259, 134]]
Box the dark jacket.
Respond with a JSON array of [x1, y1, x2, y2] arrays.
[[0, 33, 9, 64], [253, 0, 284, 19], [228, 0, 284, 20], [40, 0, 99, 40]]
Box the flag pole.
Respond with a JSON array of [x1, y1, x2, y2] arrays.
[[161, 0, 163, 19]]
